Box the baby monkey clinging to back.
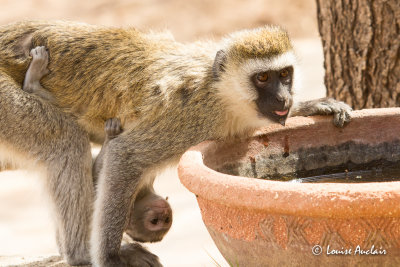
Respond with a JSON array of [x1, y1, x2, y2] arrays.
[[0, 21, 351, 267]]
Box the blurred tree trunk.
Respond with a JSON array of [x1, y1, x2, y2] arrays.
[[316, 0, 400, 109]]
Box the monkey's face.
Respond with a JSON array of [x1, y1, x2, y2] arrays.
[[214, 49, 297, 129], [251, 66, 293, 125], [125, 194, 172, 243]]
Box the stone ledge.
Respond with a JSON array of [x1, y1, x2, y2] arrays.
[[0, 256, 90, 267]]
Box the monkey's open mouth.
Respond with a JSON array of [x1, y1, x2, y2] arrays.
[[274, 110, 288, 116]]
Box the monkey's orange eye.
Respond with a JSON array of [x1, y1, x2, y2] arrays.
[[280, 69, 289, 78], [257, 72, 268, 82]]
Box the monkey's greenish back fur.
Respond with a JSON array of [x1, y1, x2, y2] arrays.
[[0, 21, 225, 144]]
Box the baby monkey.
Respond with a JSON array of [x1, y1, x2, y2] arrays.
[[23, 46, 172, 243], [93, 118, 173, 243]]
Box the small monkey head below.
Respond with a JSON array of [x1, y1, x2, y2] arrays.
[[126, 194, 173, 243], [213, 26, 297, 128]]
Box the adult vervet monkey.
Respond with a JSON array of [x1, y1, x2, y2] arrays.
[[0, 21, 351, 267]]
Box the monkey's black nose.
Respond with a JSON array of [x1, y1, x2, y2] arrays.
[[276, 95, 286, 103], [275, 97, 290, 111]]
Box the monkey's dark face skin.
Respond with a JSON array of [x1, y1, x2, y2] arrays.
[[251, 66, 294, 125]]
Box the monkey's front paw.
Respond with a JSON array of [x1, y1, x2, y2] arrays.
[[120, 243, 163, 267], [313, 98, 352, 127]]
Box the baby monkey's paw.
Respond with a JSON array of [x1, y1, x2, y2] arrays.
[[105, 118, 123, 139], [29, 46, 50, 79]]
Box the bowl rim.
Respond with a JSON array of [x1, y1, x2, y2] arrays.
[[178, 108, 400, 218]]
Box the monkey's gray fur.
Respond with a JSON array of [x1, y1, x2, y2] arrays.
[[21, 45, 170, 266], [22, 48, 172, 250], [0, 21, 351, 267]]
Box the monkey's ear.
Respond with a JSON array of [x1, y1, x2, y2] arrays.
[[212, 50, 227, 80]]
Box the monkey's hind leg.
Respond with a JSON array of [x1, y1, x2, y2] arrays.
[[23, 46, 55, 102], [0, 73, 93, 265]]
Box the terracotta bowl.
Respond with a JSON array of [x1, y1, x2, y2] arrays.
[[178, 108, 400, 266]]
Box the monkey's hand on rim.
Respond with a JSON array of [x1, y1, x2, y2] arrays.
[[290, 97, 352, 127], [120, 242, 163, 267]]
